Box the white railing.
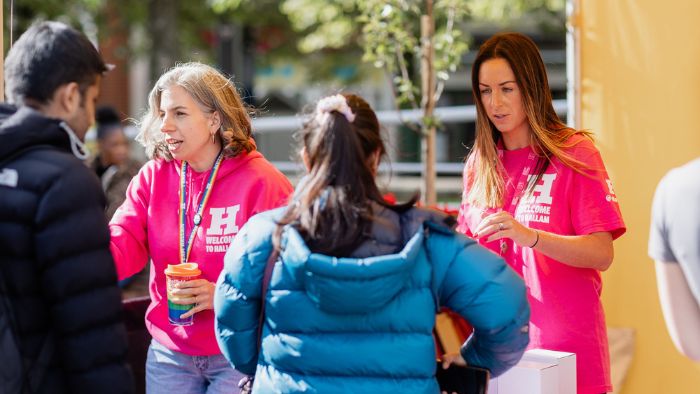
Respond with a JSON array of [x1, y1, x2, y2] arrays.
[[255, 99, 567, 175]]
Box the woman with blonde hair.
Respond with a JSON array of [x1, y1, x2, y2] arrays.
[[457, 32, 626, 394], [109, 62, 293, 393]]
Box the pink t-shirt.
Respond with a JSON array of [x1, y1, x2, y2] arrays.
[[110, 151, 293, 356], [457, 135, 625, 394]]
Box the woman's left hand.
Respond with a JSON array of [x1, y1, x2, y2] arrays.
[[170, 279, 216, 319], [473, 211, 537, 248]]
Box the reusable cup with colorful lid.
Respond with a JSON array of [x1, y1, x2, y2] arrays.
[[165, 262, 202, 326]]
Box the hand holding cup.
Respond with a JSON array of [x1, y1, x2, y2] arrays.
[[169, 279, 216, 319], [165, 263, 202, 326]]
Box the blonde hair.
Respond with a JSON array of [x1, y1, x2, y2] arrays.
[[137, 62, 255, 160], [468, 32, 592, 208]]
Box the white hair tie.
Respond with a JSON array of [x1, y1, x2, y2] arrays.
[[316, 94, 356, 123]]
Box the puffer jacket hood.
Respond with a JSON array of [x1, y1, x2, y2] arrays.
[[280, 206, 453, 314], [0, 104, 70, 159], [285, 226, 422, 314]]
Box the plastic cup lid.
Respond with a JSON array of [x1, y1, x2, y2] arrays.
[[164, 262, 201, 276]]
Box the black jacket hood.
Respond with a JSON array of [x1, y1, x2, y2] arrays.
[[0, 104, 71, 160]]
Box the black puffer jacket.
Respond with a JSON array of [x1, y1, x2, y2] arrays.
[[0, 105, 134, 393]]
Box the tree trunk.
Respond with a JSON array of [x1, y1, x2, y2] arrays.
[[217, 23, 256, 105], [420, 1, 436, 206], [148, 0, 179, 85], [422, 125, 437, 205]]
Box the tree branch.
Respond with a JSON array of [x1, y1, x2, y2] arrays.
[[384, 70, 422, 133], [433, 4, 455, 103], [395, 44, 420, 109]]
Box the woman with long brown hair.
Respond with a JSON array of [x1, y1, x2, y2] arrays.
[[457, 32, 626, 394]]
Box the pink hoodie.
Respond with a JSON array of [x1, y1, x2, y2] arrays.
[[110, 151, 293, 356]]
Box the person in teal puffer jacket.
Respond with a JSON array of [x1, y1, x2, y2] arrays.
[[214, 93, 530, 393]]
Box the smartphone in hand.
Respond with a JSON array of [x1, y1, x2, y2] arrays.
[[435, 362, 490, 394]]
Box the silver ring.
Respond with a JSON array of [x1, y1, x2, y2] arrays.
[[498, 222, 504, 231]]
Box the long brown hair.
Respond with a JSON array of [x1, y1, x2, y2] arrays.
[[137, 62, 255, 160], [468, 32, 592, 208], [273, 94, 415, 256]]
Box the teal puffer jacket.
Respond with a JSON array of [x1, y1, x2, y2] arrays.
[[215, 207, 529, 394]]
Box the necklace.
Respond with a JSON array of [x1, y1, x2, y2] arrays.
[[179, 151, 224, 263], [497, 148, 539, 255]]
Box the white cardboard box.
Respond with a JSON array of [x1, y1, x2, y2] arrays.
[[522, 349, 577, 394], [487, 377, 498, 394], [489, 359, 558, 394]]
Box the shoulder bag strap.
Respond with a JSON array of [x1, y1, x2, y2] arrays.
[[256, 247, 279, 349]]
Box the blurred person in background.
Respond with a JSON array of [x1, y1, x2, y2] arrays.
[[457, 32, 626, 394], [90, 106, 143, 220], [215, 93, 530, 393], [0, 21, 133, 393], [109, 62, 293, 394], [649, 157, 700, 361], [90, 106, 145, 289]]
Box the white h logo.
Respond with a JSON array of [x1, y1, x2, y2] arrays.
[[525, 173, 556, 204], [206, 205, 240, 235]]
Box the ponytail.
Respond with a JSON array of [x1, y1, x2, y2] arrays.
[[273, 94, 415, 256]]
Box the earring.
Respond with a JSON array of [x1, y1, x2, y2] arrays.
[[211, 133, 216, 144]]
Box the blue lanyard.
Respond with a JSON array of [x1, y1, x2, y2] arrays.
[[179, 151, 224, 263]]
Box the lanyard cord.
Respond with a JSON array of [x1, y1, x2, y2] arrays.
[[179, 151, 224, 264], [498, 148, 539, 213], [496, 147, 539, 255]]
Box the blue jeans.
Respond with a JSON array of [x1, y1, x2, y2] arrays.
[[146, 339, 244, 394]]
